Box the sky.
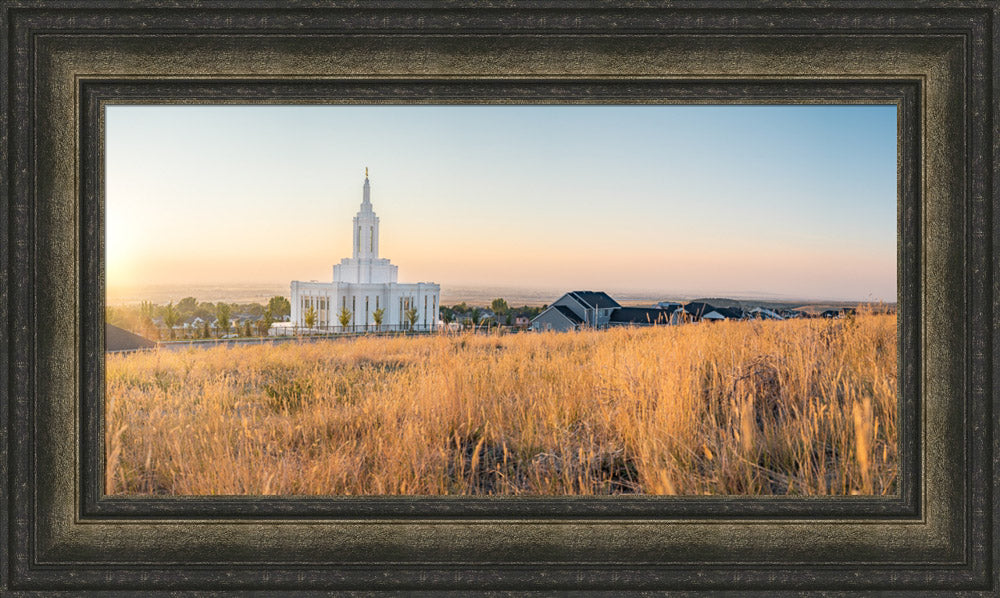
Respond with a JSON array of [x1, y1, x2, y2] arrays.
[[106, 104, 897, 302]]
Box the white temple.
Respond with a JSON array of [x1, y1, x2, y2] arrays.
[[290, 170, 440, 331]]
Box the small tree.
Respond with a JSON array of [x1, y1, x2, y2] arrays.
[[243, 320, 253, 337], [372, 307, 385, 332], [139, 300, 157, 339], [304, 305, 317, 329], [268, 296, 291, 318], [162, 301, 179, 340], [338, 307, 352, 331], [404, 307, 419, 331], [216, 303, 232, 336], [140, 300, 154, 319], [177, 296, 197, 316], [470, 308, 482, 329], [490, 298, 509, 315], [258, 308, 274, 336], [200, 321, 210, 339]]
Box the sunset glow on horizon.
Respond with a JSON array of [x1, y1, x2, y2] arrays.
[[106, 104, 896, 302]]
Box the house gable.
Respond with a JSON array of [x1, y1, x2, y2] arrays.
[[530, 304, 583, 332], [553, 293, 588, 321]]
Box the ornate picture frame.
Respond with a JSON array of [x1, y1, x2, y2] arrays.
[[1, 2, 995, 594]]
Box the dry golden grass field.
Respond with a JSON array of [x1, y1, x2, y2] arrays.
[[106, 313, 897, 495]]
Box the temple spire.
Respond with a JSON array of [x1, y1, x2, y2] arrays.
[[361, 167, 371, 209], [353, 168, 378, 259]]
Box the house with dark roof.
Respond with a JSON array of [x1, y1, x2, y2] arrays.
[[531, 304, 584, 332], [531, 291, 788, 332], [682, 302, 715, 320], [677, 302, 745, 322], [608, 306, 674, 327], [106, 323, 157, 353], [821, 307, 856, 318], [530, 291, 621, 332], [746, 306, 784, 320], [700, 306, 745, 322]]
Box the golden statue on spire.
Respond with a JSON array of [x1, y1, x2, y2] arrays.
[[365, 166, 368, 178]]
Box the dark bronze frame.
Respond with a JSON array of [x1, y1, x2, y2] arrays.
[[1, 2, 995, 594]]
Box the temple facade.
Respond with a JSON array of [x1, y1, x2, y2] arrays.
[[290, 171, 440, 331]]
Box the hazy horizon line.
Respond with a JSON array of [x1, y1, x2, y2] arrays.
[[106, 280, 896, 306]]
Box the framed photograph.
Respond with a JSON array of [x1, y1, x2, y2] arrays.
[[104, 102, 899, 499], [1, 1, 995, 594]]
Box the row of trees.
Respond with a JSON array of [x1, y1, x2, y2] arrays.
[[108, 295, 548, 340], [143, 295, 292, 323], [298, 297, 543, 332], [107, 295, 293, 340], [302, 305, 420, 331], [439, 298, 547, 328]]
